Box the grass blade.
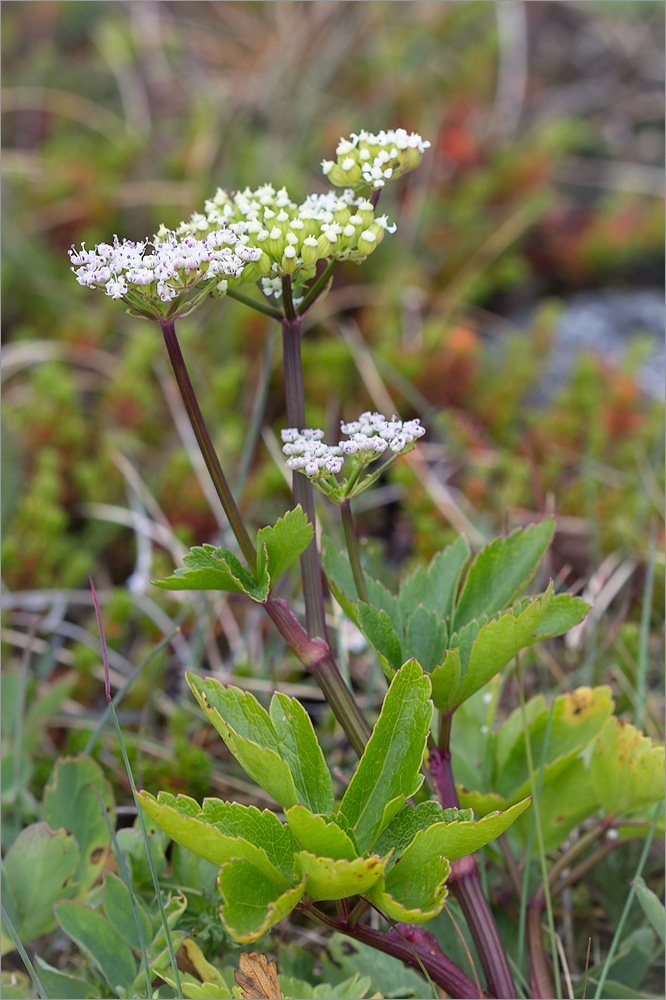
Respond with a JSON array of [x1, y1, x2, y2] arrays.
[[0, 903, 48, 1000]]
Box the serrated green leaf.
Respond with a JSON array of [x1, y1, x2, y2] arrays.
[[138, 792, 293, 886], [187, 675, 299, 809], [54, 901, 137, 991], [217, 859, 306, 943], [632, 877, 665, 944], [256, 506, 314, 585], [408, 797, 531, 863], [357, 604, 403, 672], [157, 971, 232, 1000], [200, 798, 297, 880], [367, 826, 451, 922], [1, 823, 79, 946], [453, 520, 555, 629], [590, 718, 666, 817], [101, 871, 152, 952], [285, 805, 358, 860], [430, 650, 462, 712], [153, 545, 268, 601], [531, 593, 590, 638], [494, 686, 614, 803], [512, 756, 599, 852], [457, 787, 507, 817], [295, 851, 387, 900], [339, 660, 433, 852], [375, 801, 449, 859], [42, 754, 114, 892], [452, 588, 553, 707], [269, 693, 334, 813], [399, 536, 470, 622], [405, 605, 449, 674]]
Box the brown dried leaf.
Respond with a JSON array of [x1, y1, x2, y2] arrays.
[[235, 951, 283, 1000]]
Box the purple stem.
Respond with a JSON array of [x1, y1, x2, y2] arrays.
[[431, 730, 518, 999], [306, 904, 487, 999]]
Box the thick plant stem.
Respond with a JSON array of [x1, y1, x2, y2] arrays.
[[431, 726, 518, 999], [281, 278, 328, 640], [306, 904, 487, 999], [340, 499, 369, 602], [160, 320, 255, 566], [264, 598, 370, 755]]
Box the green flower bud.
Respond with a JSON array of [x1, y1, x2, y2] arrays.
[[281, 245, 297, 274], [357, 229, 378, 255], [301, 236, 320, 265]]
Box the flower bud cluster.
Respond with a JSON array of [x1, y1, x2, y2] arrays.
[[322, 129, 431, 190], [281, 428, 343, 476], [68, 230, 261, 316], [281, 411, 425, 501], [174, 184, 397, 291]]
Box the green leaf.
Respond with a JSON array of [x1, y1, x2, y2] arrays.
[[33, 957, 96, 1000], [279, 973, 373, 1000], [200, 798, 297, 880], [509, 756, 598, 852], [188, 674, 333, 812], [256, 506, 314, 585], [187, 675, 299, 809], [153, 545, 268, 602], [451, 588, 553, 708], [269, 693, 334, 813], [138, 792, 293, 886], [1, 823, 79, 946], [494, 686, 614, 803], [339, 660, 432, 852], [531, 593, 590, 638], [285, 805, 358, 860], [101, 871, 152, 953], [430, 651, 462, 712], [632, 877, 665, 945], [375, 801, 458, 859], [367, 835, 450, 923], [406, 797, 531, 863], [294, 851, 387, 900], [357, 604, 403, 674], [453, 520, 555, 629], [115, 825, 167, 887], [405, 605, 449, 674], [398, 536, 470, 622], [157, 971, 232, 1000], [321, 542, 360, 623], [217, 859, 306, 943], [42, 754, 114, 892], [54, 900, 137, 991], [590, 718, 666, 817]]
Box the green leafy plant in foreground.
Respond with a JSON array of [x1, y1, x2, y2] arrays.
[[5, 126, 660, 1000]]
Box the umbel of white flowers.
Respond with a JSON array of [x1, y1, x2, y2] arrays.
[[68, 128, 429, 314], [322, 128, 431, 189], [68, 230, 261, 317], [281, 410, 426, 502]]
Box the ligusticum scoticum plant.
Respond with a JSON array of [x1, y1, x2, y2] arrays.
[[65, 127, 664, 1000]]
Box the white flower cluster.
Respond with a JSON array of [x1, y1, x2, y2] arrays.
[[281, 411, 425, 495], [173, 184, 397, 290], [340, 410, 426, 456], [281, 428, 343, 476], [322, 128, 431, 190], [69, 230, 261, 308]]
